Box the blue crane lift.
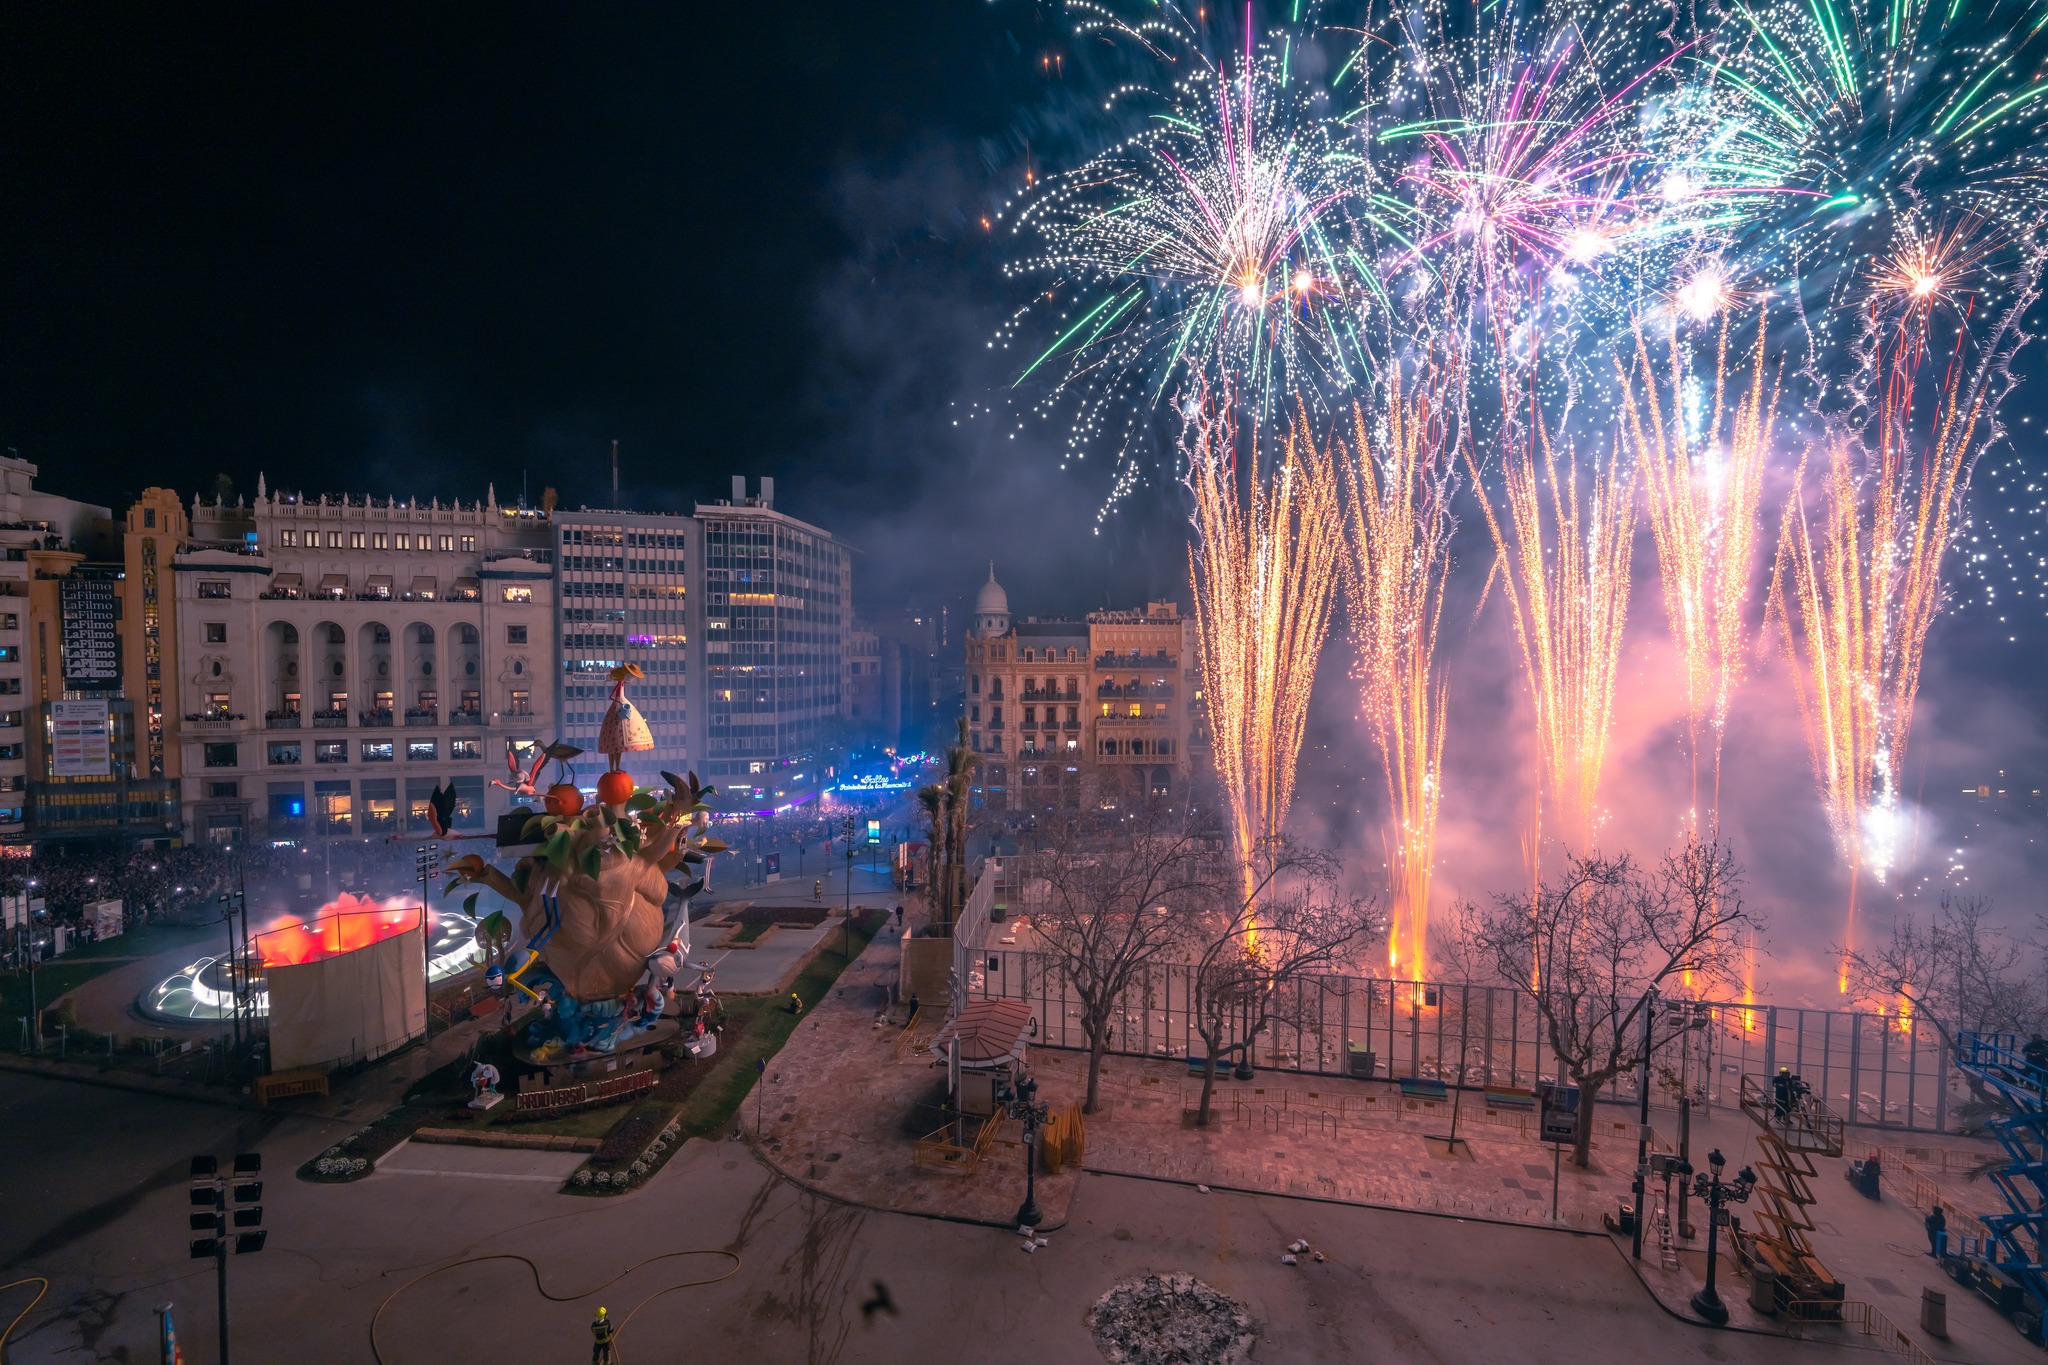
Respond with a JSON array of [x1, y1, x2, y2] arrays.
[[1944, 1032, 2048, 1343]]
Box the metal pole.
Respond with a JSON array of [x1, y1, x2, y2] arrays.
[[1632, 990, 1656, 1260], [1678, 1096, 1695, 1238], [215, 1205, 231, 1365], [1551, 1143, 1562, 1223], [222, 910, 241, 1051]]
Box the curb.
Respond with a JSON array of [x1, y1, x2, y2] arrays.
[[0, 1051, 273, 1112], [412, 1127, 602, 1152], [744, 1133, 1073, 1235], [1080, 1163, 1610, 1237]]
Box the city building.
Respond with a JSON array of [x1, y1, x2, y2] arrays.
[[961, 567, 1205, 814], [0, 457, 179, 847], [551, 508, 696, 794], [172, 481, 555, 844], [692, 477, 849, 807], [844, 622, 884, 743]]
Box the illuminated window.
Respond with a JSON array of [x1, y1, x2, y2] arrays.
[[439, 535, 455, 552], [395, 533, 409, 551], [279, 530, 297, 547], [503, 586, 533, 603], [372, 532, 388, 549], [351, 532, 364, 549], [461, 536, 475, 552]]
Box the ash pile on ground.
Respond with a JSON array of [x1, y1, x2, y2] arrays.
[[1088, 1272, 1258, 1364]]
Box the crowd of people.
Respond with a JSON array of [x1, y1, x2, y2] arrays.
[[1, 838, 432, 932]]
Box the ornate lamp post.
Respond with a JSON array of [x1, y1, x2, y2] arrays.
[[1004, 1073, 1050, 1228], [1683, 1148, 1758, 1324]]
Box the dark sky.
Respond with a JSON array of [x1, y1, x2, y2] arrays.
[[0, 1, 1191, 617]]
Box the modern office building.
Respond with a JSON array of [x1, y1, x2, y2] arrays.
[[172, 482, 555, 843], [551, 509, 696, 794], [692, 477, 849, 807]]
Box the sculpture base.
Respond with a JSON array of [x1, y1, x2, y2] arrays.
[[467, 1092, 504, 1111]]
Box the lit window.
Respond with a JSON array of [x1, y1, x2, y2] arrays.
[[279, 530, 297, 547], [373, 532, 387, 549], [395, 533, 410, 551], [503, 586, 533, 603], [461, 535, 475, 552], [351, 532, 364, 549], [440, 535, 454, 552]]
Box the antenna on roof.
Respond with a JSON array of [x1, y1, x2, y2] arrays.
[[611, 440, 620, 508]]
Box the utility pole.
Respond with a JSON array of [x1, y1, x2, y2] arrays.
[[1631, 989, 1657, 1260]]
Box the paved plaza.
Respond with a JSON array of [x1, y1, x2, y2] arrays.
[[0, 907, 2030, 1364]]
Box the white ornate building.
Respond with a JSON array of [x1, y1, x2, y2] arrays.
[[173, 480, 555, 843]]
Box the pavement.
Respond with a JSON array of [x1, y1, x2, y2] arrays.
[[0, 1065, 1872, 1365]]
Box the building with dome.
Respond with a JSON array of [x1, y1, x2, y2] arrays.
[[961, 567, 1206, 815]]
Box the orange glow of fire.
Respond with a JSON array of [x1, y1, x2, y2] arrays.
[[253, 894, 428, 967]]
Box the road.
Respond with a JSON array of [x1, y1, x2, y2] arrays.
[[0, 1066, 1873, 1365]]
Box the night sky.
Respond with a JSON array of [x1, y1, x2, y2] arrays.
[[2, 3, 2043, 972], [0, 2, 1190, 615]]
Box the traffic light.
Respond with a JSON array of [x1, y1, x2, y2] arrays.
[[233, 1231, 267, 1255], [232, 1206, 263, 1228], [232, 1180, 262, 1204], [189, 1186, 223, 1209], [189, 1238, 220, 1259], [189, 1213, 220, 1233]]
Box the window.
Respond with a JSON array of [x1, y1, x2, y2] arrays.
[[198, 581, 231, 599], [372, 624, 391, 644], [267, 742, 301, 765], [361, 741, 394, 762], [268, 786, 305, 825], [439, 535, 454, 552], [408, 739, 437, 762], [395, 533, 410, 551], [315, 741, 346, 764], [203, 742, 239, 768], [351, 531, 365, 549], [144, 508, 157, 528], [279, 529, 297, 547], [970, 705, 981, 722], [281, 624, 298, 644], [508, 689, 530, 715], [204, 622, 227, 644], [0, 615, 14, 630], [451, 738, 482, 760], [460, 535, 475, 552], [970, 675, 980, 696], [503, 586, 533, 604], [316, 781, 352, 835], [506, 624, 527, 645], [205, 692, 230, 717], [373, 532, 388, 550], [327, 531, 342, 548], [0, 745, 19, 761], [326, 624, 345, 645], [209, 780, 239, 799]]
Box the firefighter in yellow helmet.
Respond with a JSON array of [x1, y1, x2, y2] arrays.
[[590, 1305, 616, 1364]]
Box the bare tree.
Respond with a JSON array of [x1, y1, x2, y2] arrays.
[[1474, 840, 1753, 1168], [1843, 891, 2042, 1039], [1028, 788, 1223, 1112], [1187, 841, 1382, 1125]]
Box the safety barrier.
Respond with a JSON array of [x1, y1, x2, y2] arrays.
[[253, 1068, 329, 1106], [913, 1112, 1003, 1173]]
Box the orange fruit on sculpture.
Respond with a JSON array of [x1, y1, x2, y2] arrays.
[[596, 769, 636, 806], [544, 783, 584, 818]]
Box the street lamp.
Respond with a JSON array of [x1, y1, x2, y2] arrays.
[[1683, 1148, 1757, 1324], [1003, 1073, 1050, 1228], [840, 812, 857, 958]]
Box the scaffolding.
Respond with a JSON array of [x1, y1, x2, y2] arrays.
[[1945, 1033, 2047, 1342], [1733, 1071, 1846, 1317]]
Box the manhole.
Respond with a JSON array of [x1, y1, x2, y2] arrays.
[[1089, 1273, 1257, 1365]]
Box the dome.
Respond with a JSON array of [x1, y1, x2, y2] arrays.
[[975, 564, 1009, 617]]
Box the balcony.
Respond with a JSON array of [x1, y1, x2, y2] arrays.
[[1019, 719, 1039, 732], [405, 708, 439, 727], [1063, 719, 1081, 731], [1098, 683, 1175, 700], [265, 711, 301, 730], [359, 709, 395, 728], [311, 709, 349, 728], [1020, 688, 1080, 703], [1096, 653, 1175, 670], [986, 720, 1005, 732], [450, 709, 483, 726], [184, 713, 245, 732], [1096, 713, 1172, 726]]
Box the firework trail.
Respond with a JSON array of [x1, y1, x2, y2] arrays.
[[1770, 223, 2042, 989], [1186, 392, 1344, 921], [1340, 363, 1458, 981], [1002, 4, 1382, 515], [1471, 359, 1637, 852], [1616, 310, 1780, 830]]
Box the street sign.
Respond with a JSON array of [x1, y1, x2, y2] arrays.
[[1536, 1082, 1582, 1145], [867, 819, 880, 842]]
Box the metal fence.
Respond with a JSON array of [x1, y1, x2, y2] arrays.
[[952, 874, 1965, 1134]]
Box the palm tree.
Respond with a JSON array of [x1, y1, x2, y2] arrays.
[[916, 782, 945, 907], [941, 718, 981, 925]]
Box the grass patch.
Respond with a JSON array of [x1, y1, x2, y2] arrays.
[[1, 923, 215, 1020], [726, 904, 829, 928], [728, 921, 775, 944]]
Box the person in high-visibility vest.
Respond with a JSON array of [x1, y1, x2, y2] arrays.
[[591, 1306, 616, 1364]]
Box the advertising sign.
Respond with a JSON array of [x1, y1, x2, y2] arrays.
[[1536, 1082, 1583, 1145], [51, 698, 112, 777], [60, 576, 119, 685]]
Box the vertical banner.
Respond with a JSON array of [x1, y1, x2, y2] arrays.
[[51, 699, 112, 777]]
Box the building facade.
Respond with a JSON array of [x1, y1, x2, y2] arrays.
[[962, 568, 1204, 815], [693, 477, 849, 806], [552, 509, 696, 793], [172, 483, 555, 844], [844, 623, 884, 743]]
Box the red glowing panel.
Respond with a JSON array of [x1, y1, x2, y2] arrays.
[[253, 894, 429, 967]]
